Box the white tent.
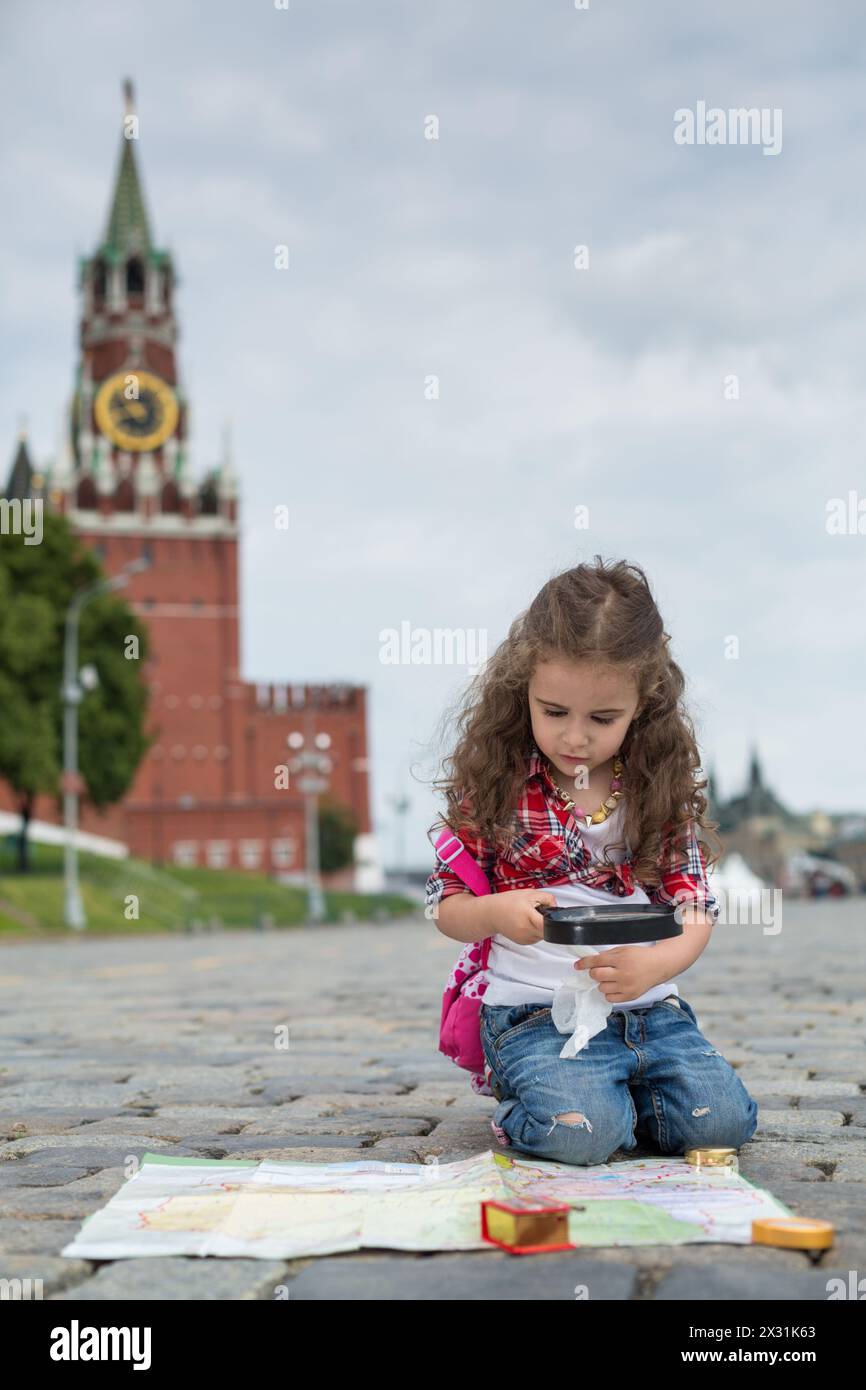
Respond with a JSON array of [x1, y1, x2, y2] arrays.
[[709, 851, 766, 894], [707, 851, 769, 920]]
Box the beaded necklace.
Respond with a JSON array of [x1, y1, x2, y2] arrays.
[[547, 755, 624, 827]]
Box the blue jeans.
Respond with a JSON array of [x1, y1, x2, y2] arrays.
[[480, 996, 758, 1166]]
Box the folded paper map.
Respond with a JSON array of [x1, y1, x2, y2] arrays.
[[61, 1149, 793, 1260]]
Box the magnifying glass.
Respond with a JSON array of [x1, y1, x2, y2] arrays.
[[537, 902, 683, 946]]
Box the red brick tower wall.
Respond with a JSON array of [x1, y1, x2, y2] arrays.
[[0, 90, 373, 884]]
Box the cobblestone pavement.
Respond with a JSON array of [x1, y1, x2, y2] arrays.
[[1, 898, 864, 1300]]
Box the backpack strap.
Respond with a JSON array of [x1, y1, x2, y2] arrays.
[[432, 828, 492, 897]]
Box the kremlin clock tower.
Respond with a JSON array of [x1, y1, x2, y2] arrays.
[[1, 82, 376, 887]]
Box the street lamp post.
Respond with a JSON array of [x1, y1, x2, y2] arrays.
[[388, 792, 411, 888], [62, 555, 150, 930], [286, 715, 333, 924]]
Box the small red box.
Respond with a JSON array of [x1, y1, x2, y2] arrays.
[[481, 1197, 575, 1254]]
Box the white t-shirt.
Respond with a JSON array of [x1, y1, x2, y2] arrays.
[[483, 803, 679, 1011]]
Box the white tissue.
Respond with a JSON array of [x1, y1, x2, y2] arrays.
[[551, 944, 612, 1058]]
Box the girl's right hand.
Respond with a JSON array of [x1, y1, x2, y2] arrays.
[[492, 889, 558, 944]]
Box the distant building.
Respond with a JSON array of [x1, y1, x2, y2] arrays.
[[1, 82, 380, 888], [708, 748, 796, 833], [706, 747, 864, 891]]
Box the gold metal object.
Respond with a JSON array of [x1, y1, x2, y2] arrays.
[[684, 1147, 739, 1171]]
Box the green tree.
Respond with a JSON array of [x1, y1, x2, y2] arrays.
[[0, 511, 151, 871], [318, 799, 359, 874]]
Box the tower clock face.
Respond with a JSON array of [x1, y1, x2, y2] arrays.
[[94, 369, 179, 452]]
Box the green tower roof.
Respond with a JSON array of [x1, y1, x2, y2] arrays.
[[3, 430, 35, 501], [103, 137, 151, 256]]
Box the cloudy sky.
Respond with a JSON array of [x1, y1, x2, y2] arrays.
[[2, 0, 864, 870]]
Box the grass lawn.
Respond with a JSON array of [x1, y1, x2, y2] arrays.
[[0, 840, 416, 937]]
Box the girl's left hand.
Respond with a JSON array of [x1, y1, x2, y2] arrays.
[[575, 947, 662, 1003]]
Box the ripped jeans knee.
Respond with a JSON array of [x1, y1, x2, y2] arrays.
[[664, 1095, 759, 1153], [545, 1107, 633, 1165], [548, 1110, 593, 1135], [492, 1096, 633, 1166]]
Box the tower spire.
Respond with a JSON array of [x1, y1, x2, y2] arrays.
[[706, 760, 719, 809], [748, 744, 763, 792], [3, 429, 35, 501], [103, 78, 152, 256]]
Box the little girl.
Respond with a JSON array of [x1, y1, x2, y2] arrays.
[[425, 557, 758, 1167]]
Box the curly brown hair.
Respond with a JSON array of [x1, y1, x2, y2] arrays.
[[427, 555, 722, 888]]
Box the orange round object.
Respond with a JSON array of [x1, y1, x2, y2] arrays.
[[752, 1217, 835, 1249]]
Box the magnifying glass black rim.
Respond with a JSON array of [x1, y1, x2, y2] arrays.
[[538, 903, 683, 945]]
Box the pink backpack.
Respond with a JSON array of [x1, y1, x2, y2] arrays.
[[432, 828, 495, 1095]]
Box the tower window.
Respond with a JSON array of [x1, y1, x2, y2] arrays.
[[198, 479, 219, 515], [126, 257, 145, 294], [161, 480, 181, 514], [92, 260, 107, 303], [114, 478, 135, 511], [76, 476, 97, 509]]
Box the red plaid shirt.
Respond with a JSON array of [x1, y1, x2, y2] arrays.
[[426, 740, 719, 922]]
